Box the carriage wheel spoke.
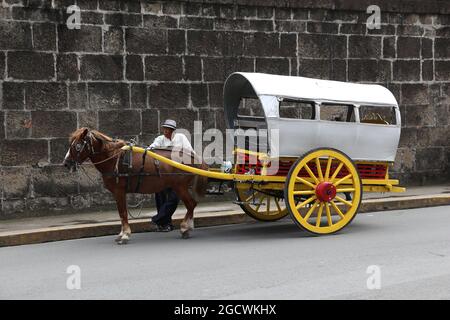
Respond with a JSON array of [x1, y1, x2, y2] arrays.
[[304, 200, 319, 221], [330, 201, 345, 219], [266, 197, 270, 214], [330, 162, 344, 182], [255, 196, 266, 212], [335, 196, 353, 207], [336, 188, 355, 193], [315, 202, 324, 227], [304, 163, 320, 184], [334, 174, 353, 187], [324, 157, 333, 181], [325, 203, 332, 226], [315, 158, 324, 182], [296, 177, 316, 189], [296, 195, 317, 210], [275, 198, 282, 212], [293, 190, 315, 195]]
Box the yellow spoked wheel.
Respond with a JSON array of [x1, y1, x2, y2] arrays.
[[235, 185, 288, 222], [284, 148, 362, 235]]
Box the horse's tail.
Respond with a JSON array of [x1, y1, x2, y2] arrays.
[[193, 162, 208, 200]]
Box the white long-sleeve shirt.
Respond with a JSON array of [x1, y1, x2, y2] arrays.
[[149, 133, 194, 153]]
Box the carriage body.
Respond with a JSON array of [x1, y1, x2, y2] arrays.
[[223, 73, 405, 232], [224, 72, 403, 191]]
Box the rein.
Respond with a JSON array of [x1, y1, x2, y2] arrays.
[[89, 150, 124, 165]]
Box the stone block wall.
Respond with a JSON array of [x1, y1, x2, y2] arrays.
[[0, 0, 449, 217]]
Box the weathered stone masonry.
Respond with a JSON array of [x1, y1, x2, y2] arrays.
[[0, 0, 449, 218]]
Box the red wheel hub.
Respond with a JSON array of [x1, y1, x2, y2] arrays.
[[315, 182, 337, 202]]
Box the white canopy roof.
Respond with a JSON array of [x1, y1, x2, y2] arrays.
[[223, 72, 398, 127], [227, 72, 398, 106]]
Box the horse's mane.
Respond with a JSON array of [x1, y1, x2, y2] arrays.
[[91, 130, 116, 142], [69, 128, 85, 143], [69, 128, 125, 145]]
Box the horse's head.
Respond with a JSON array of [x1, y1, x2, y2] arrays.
[[63, 127, 99, 171]]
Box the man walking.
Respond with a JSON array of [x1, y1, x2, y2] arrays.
[[148, 119, 195, 232]]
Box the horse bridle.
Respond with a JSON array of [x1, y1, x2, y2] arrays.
[[69, 131, 124, 167], [70, 131, 99, 165]]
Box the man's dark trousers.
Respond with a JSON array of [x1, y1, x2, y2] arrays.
[[153, 188, 179, 226]]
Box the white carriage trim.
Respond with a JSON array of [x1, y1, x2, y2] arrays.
[[223, 72, 401, 162]]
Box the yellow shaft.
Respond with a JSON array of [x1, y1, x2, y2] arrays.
[[121, 145, 283, 182]]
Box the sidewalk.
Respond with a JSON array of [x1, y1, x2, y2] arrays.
[[1, 185, 449, 247]]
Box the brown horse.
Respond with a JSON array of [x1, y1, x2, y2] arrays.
[[63, 128, 208, 244]]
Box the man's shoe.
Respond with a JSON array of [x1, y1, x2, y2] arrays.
[[156, 223, 174, 232]]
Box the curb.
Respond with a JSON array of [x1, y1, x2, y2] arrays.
[[359, 194, 450, 213], [1, 194, 449, 247]]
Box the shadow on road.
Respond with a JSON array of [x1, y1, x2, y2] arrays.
[[100, 217, 383, 247], [198, 219, 378, 239]]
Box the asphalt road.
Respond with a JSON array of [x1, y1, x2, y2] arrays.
[[1, 206, 449, 300]]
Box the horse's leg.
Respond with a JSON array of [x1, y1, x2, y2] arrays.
[[176, 186, 197, 239], [112, 192, 124, 242], [114, 191, 131, 245], [115, 228, 124, 243]]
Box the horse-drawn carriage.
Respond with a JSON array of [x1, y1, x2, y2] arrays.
[[123, 72, 405, 236]]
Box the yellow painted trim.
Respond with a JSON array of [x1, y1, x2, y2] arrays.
[[363, 178, 399, 185], [391, 186, 406, 192], [234, 148, 268, 157], [363, 185, 406, 193]]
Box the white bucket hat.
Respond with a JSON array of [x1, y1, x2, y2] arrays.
[[162, 119, 177, 130]]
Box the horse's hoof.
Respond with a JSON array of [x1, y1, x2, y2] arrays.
[[117, 238, 129, 245], [181, 231, 190, 239], [114, 236, 122, 243]]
